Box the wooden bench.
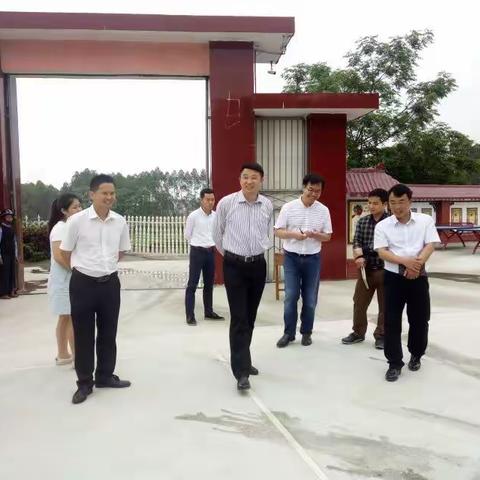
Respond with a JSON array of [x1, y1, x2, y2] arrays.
[[274, 252, 285, 300]]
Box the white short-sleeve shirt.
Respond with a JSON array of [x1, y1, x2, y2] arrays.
[[274, 198, 333, 255], [374, 211, 440, 274], [60, 205, 131, 277]]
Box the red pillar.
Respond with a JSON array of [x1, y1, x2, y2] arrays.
[[435, 201, 453, 224], [0, 74, 10, 209], [209, 41, 255, 199], [209, 42, 255, 282], [307, 114, 347, 280]]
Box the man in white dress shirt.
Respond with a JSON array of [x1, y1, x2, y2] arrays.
[[184, 188, 224, 325], [374, 184, 440, 382], [274, 174, 332, 348], [61, 174, 132, 404]]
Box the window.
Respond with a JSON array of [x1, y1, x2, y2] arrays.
[[467, 208, 478, 225], [421, 208, 433, 216], [451, 208, 463, 223]]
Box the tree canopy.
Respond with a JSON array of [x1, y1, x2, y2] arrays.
[[22, 168, 208, 220], [282, 30, 480, 183]]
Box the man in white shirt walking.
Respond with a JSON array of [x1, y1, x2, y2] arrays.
[[184, 188, 224, 325], [374, 184, 440, 382], [274, 174, 332, 348], [61, 174, 132, 404]]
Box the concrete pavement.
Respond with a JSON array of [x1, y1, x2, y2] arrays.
[[0, 247, 479, 480]]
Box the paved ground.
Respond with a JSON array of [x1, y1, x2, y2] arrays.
[[1, 247, 479, 480]]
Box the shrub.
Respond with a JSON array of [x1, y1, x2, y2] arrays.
[[22, 223, 50, 262]]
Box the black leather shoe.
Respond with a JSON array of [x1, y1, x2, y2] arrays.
[[249, 365, 259, 375], [205, 312, 224, 320], [186, 316, 197, 326], [374, 337, 385, 350], [237, 376, 250, 390], [301, 333, 312, 346], [72, 385, 93, 404], [385, 367, 402, 382], [408, 356, 421, 371], [277, 334, 294, 348], [95, 375, 131, 388]]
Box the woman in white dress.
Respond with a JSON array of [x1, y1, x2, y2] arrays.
[[47, 193, 82, 365]]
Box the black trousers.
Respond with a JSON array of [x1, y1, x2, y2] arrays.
[[0, 253, 16, 296], [384, 270, 430, 369], [185, 246, 215, 319], [70, 269, 121, 387], [223, 255, 266, 380]]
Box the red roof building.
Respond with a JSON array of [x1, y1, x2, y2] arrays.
[[346, 166, 480, 227]]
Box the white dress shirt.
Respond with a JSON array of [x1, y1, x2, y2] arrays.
[[374, 211, 440, 274], [60, 205, 131, 277], [184, 208, 216, 247], [213, 190, 273, 256], [274, 198, 333, 255]]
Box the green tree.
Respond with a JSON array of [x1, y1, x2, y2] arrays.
[[21, 181, 59, 219], [382, 125, 480, 184], [282, 30, 457, 168]]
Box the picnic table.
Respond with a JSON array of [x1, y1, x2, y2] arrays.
[[436, 224, 480, 254]]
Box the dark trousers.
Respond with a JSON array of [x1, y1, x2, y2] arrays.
[[384, 270, 430, 369], [185, 246, 215, 319], [70, 269, 121, 387], [352, 268, 384, 339], [223, 255, 266, 380], [0, 253, 16, 296]]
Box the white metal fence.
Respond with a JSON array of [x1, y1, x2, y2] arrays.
[[126, 215, 189, 256]]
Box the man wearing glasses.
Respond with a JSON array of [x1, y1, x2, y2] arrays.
[[274, 174, 332, 348]]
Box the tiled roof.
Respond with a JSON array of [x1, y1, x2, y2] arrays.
[[347, 168, 480, 201], [408, 184, 480, 201], [346, 168, 398, 198]]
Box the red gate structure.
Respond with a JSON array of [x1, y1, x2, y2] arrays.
[[0, 11, 378, 285]]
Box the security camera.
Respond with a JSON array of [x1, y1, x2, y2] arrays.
[[268, 61, 276, 75]]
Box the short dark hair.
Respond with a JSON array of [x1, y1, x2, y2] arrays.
[[200, 188, 214, 199], [388, 184, 412, 200], [368, 188, 388, 203], [90, 174, 115, 192], [302, 173, 325, 189], [240, 163, 264, 178]]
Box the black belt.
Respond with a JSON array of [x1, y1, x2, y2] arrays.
[[284, 250, 319, 257], [191, 245, 215, 252], [224, 251, 264, 263], [73, 268, 118, 283]]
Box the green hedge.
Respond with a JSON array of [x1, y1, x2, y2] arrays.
[[23, 223, 50, 262]]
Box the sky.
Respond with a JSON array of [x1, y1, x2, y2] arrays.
[[1, 0, 478, 187]]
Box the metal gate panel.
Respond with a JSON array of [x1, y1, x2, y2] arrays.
[[255, 117, 307, 282]]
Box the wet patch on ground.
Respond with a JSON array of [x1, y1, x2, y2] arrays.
[[429, 272, 480, 284], [175, 409, 282, 441], [327, 465, 429, 479], [426, 343, 480, 380], [401, 407, 480, 433], [177, 409, 468, 478]]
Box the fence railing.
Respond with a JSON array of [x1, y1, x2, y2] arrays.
[[126, 215, 188, 256]]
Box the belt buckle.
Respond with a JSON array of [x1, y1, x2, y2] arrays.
[[244, 255, 254, 263]]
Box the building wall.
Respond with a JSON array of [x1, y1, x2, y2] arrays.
[[0, 40, 210, 76], [411, 202, 436, 221], [449, 202, 480, 225]]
